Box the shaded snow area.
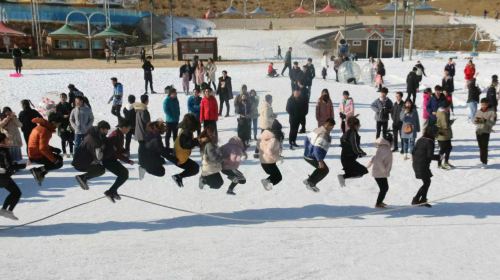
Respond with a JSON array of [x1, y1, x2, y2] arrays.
[[1, 54, 500, 279]]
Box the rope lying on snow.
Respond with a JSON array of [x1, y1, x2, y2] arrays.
[[0, 175, 498, 232]]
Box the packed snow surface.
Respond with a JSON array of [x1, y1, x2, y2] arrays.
[[1, 48, 500, 279]]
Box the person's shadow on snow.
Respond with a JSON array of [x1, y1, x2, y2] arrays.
[[2, 201, 500, 237]]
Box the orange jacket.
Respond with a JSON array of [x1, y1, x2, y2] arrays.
[[28, 117, 56, 162]]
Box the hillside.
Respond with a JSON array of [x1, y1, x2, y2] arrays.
[[134, 0, 498, 18]]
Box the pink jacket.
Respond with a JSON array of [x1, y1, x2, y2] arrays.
[[422, 93, 431, 120], [339, 98, 354, 129], [220, 137, 246, 170], [366, 137, 393, 178], [316, 99, 334, 127], [258, 130, 281, 164]]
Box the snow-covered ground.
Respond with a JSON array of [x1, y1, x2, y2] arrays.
[[1, 36, 500, 279]]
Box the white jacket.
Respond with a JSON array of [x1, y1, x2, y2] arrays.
[[258, 102, 275, 130]]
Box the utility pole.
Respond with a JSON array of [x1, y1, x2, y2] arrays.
[[401, 0, 407, 61], [169, 0, 174, 60], [409, 0, 416, 60], [392, 0, 398, 58], [150, 0, 154, 59]]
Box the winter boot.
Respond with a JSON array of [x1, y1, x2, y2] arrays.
[[104, 190, 116, 203], [30, 167, 44, 186], [172, 174, 184, 187], [261, 178, 272, 191], [303, 179, 320, 193], [337, 174, 346, 187], [75, 175, 89, 190]]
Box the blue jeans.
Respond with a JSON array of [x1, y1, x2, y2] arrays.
[[402, 138, 415, 154], [74, 134, 85, 152], [251, 118, 258, 139], [467, 102, 478, 121]]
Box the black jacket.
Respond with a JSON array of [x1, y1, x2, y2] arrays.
[[486, 86, 498, 109], [412, 136, 439, 179], [142, 61, 154, 77], [68, 87, 84, 108], [12, 48, 22, 58], [391, 100, 404, 126], [0, 147, 25, 178], [406, 71, 419, 93], [290, 67, 304, 83], [72, 127, 105, 171], [18, 108, 42, 138], [442, 77, 454, 93], [56, 102, 72, 130], [340, 129, 365, 159], [467, 83, 481, 103], [123, 106, 136, 129], [286, 96, 306, 122], [179, 64, 192, 80], [139, 130, 173, 170], [303, 64, 316, 87], [217, 76, 233, 101], [445, 63, 456, 77]]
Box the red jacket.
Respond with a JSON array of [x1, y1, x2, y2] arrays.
[[464, 65, 475, 81], [28, 117, 56, 162], [200, 96, 219, 122], [267, 64, 274, 74]]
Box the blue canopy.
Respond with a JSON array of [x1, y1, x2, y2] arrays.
[[250, 6, 270, 16], [220, 6, 242, 15]]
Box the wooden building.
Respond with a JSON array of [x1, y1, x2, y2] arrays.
[[47, 24, 105, 58], [177, 37, 218, 61], [334, 28, 402, 59]]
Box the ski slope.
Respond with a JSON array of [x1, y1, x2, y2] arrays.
[[0, 55, 500, 278]]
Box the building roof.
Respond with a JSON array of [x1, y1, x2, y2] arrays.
[[338, 28, 401, 40], [49, 24, 86, 37], [0, 22, 26, 36], [93, 26, 134, 38]]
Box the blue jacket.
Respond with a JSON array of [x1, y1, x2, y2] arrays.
[[187, 95, 201, 119], [426, 94, 448, 122], [163, 96, 180, 123], [108, 83, 123, 106], [303, 126, 331, 161]]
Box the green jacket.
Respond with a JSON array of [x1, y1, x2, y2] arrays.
[[436, 111, 453, 141]]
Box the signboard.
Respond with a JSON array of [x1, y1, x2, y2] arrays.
[[177, 37, 218, 61]]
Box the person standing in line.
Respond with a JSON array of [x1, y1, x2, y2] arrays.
[[444, 58, 456, 82], [200, 86, 219, 132], [217, 70, 233, 117], [321, 51, 329, 80], [55, 93, 74, 158], [281, 47, 292, 76], [28, 114, 64, 186], [436, 104, 454, 170], [337, 116, 368, 187], [0, 107, 23, 163], [198, 126, 224, 190], [391, 92, 404, 152], [12, 44, 22, 75], [406, 67, 419, 103], [303, 118, 335, 192], [169, 114, 201, 187], [142, 56, 156, 94], [108, 77, 123, 122], [194, 60, 205, 87], [179, 61, 192, 95], [135, 94, 151, 160], [220, 137, 247, 195], [464, 60, 476, 85], [286, 90, 305, 149], [70, 96, 94, 150], [18, 99, 42, 148], [426, 85, 448, 128], [414, 60, 427, 84], [277, 45, 282, 59], [366, 133, 393, 208], [442, 70, 455, 113], [467, 78, 481, 122], [122, 95, 136, 154], [316, 89, 334, 128], [375, 59, 385, 92], [139, 47, 146, 63], [205, 58, 217, 91], [163, 88, 180, 149], [339, 91, 354, 134], [259, 119, 284, 191], [289, 62, 303, 91], [187, 87, 202, 135], [304, 58, 316, 92], [474, 98, 498, 167], [411, 127, 440, 208], [400, 99, 420, 160], [0, 133, 26, 221], [249, 89, 260, 141], [371, 87, 393, 139], [486, 75, 499, 112]]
